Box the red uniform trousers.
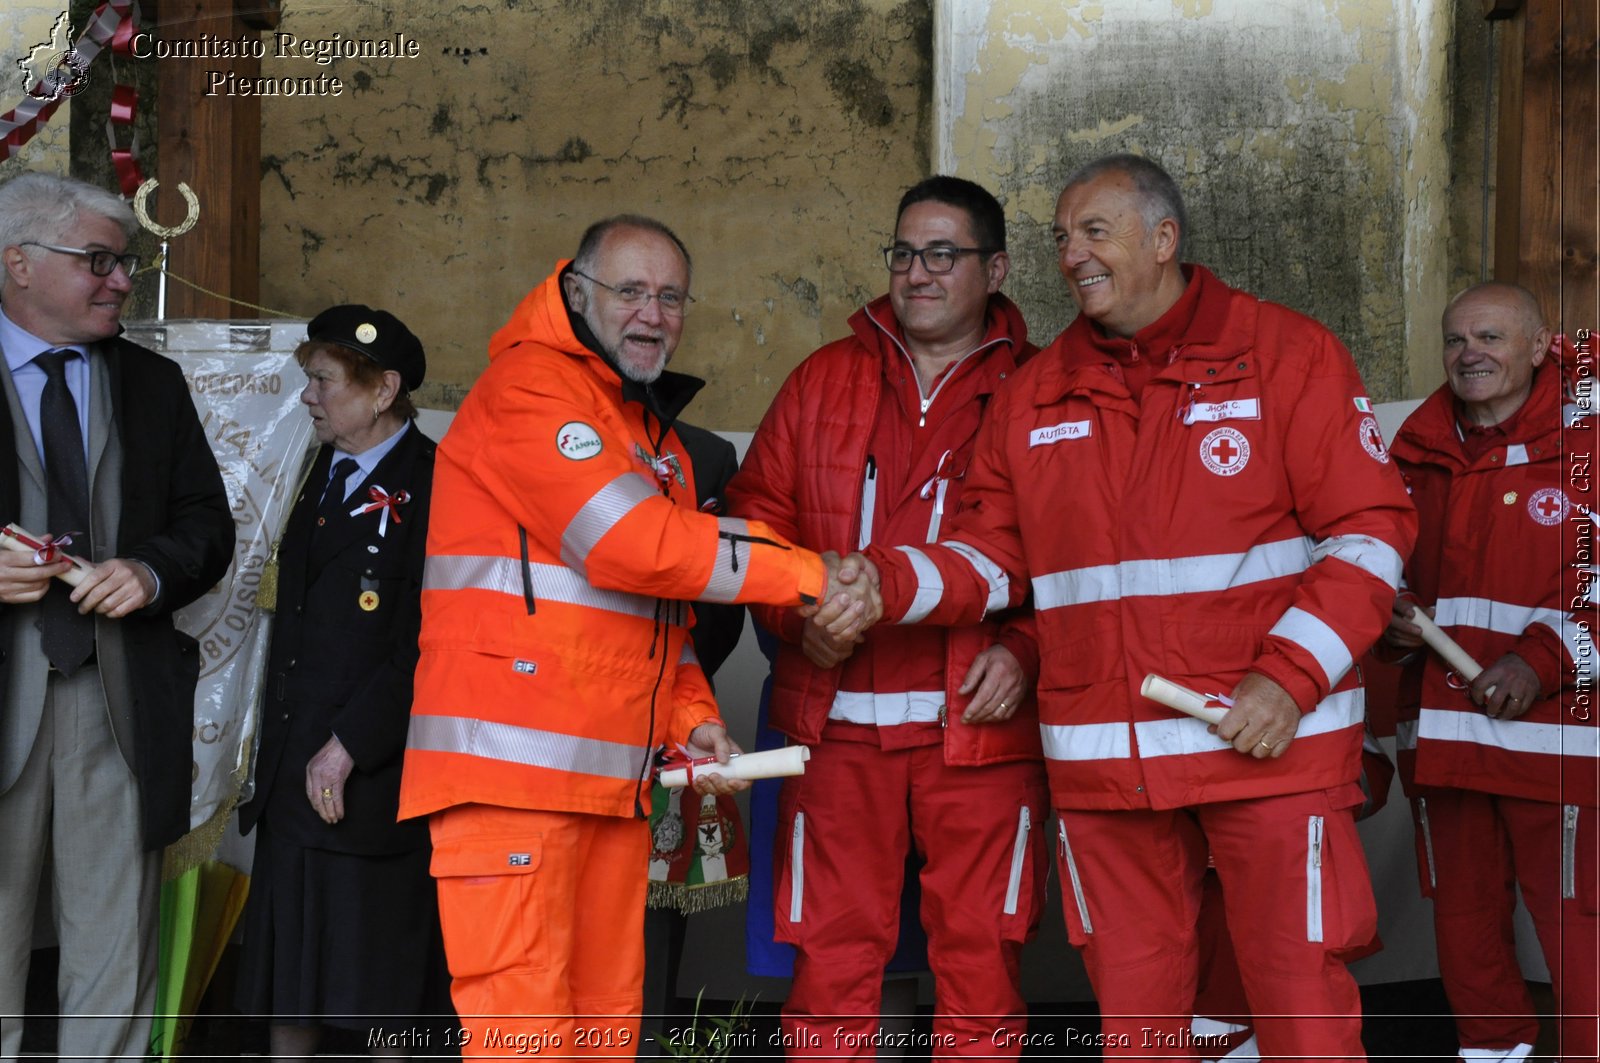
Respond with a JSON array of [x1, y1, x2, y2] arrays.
[[429, 805, 647, 1059], [1413, 789, 1599, 1063], [773, 737, 1050, 1058], [1056, 787, 1375, 1062]]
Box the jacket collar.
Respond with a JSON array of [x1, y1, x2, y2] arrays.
[[848, 291, 1029, 395], [1396, 357, 1564, 467]]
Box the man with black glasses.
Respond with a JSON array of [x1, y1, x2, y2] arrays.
[[727, 177, 1049, 1057], [0, 170, 233, 1059]]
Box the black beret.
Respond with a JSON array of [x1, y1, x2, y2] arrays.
[[306, 304, 425, 391]]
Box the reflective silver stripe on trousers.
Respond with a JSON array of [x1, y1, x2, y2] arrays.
[[423, 554, 657, 620], [1563, 805, 1579, 900], [1314, 532, 1404, 587], [1003, 805, 1030, 916], [790, 811, 805, 923], [702, 516, 753, 604], [561, 472, 657, 574], [1417, 708, 1600, 757], [407, 714, 651, 782], [945, 540, 1010, 614], [1032, 536, 1314, 610], [1268, 606, 1354, 689], [896, 546, 945, 624]]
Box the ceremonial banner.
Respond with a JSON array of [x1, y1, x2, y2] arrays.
[[122, 319, 314, 870]]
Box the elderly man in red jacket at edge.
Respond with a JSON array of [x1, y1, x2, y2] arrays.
[[1382, 283, 1598, 1063], [815, 154, 1417, 1061], [727, 176, 1050, 1056]]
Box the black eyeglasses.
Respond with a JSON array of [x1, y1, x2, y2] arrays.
[[21, 242, 140, 278], [883, 245, 996, 274], [571, 269, 694, 317]]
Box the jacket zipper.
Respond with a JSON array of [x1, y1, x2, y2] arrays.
[[517, 525, 536, 615], [718, 529, 792, 574], [858, 454, 877, 550]]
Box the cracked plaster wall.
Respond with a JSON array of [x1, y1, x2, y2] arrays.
[[257, 0, 931, 423], [938, 0, 1471, 403]]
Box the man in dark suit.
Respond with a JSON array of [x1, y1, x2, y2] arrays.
[[0, 170, 234, 1059]]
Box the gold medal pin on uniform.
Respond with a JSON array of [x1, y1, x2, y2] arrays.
[[1503, 491, 1517, 505], [359, 590, 380, 611]]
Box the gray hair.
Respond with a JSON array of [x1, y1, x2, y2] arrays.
[[0, 171, 135, 262], [1444, 281, 1546, 336], [571, 214, 692, 286], [1063, 153, 1188, 257]]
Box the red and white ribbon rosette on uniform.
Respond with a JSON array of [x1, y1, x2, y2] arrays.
[[349, 485, 409, 537], [0, 523, 93, 586]]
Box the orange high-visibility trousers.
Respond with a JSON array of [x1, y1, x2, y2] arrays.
[[430, 804, 648, 1058]]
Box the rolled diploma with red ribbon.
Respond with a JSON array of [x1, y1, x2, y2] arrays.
[[0, 523, 92, 587], [1410, 606, 1492, 695], [1140, 674, 1229, 726], [658, 745, 810, 789]]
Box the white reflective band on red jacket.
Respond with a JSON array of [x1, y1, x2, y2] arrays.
[[826, 689, 944, 727], [894, 542, 1007, 622], [1414, 708, 1600, 759], [407, 713, 653, 782], [1041, 689, 1364, 762], [1435, 595, 1594, 668], [1031, 536, 1313, 609], [1268, 607, 1353, 689], [561, 472, 657, 572], [423, 554, 658, 620]]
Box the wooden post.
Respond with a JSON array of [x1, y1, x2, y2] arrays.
[[1489, 0, 1598, 332], [152, 0, 279, 319]]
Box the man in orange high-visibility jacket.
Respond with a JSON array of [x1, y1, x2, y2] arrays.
[[398, 215, 879, 1056]]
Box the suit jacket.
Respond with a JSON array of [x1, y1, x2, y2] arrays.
[[0, 333, 235, 850], [238, 425, 435, 855]]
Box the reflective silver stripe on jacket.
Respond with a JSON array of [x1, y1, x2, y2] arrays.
[[896, 546, 945, 623], [1417, 709, 1600, 758], [1435, 595, 1596, 672], [561, 472, 657, 573], [1314, 533, 1404, 587], [423, 554, 657, 620], [701, 516, 753, 604], [944, 540, 1010, 614], [1268, 606, 1354, 688], [827, 689, 943, 727], [407, 714, 652, 782], [1042, 689, 1363, 763], [1031, 536, 1314, 610]]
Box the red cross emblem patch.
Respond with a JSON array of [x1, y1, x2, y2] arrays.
[[1358, 415, 1389, 464], [1527, 487, 1568, 526], [1199, 427, 1251, 477]]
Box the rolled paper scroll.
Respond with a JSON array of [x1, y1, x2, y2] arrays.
[[1409, 606, 1484, 683], [1140, 674, 1230, 726], [0, 523, 92, 587], [658, 744, 811, 789]]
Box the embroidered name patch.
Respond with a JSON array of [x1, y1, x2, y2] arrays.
[[1199, 426, 1251, 476], [1527, 487, 1569, 526], [1029, 420, 1091, 447], [556, 422, 602, 460], [1358, 415, 1389, 464], [1183, 398, 1260, 425]]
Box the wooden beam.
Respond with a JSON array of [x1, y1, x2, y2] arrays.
[[153, 0, 268, 319], [1559, 0, 1598, 332]]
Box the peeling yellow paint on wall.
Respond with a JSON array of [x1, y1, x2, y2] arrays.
[[1174, 0, 1214, 19], [1063, 114, 1145, 144]]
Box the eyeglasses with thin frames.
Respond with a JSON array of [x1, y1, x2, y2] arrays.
[[571, 269, 694, 317], [21, 241, 141, 278], [882, 245, 996, 274]]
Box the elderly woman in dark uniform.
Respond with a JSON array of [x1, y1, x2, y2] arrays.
[[237, 306, 447, 1059]]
